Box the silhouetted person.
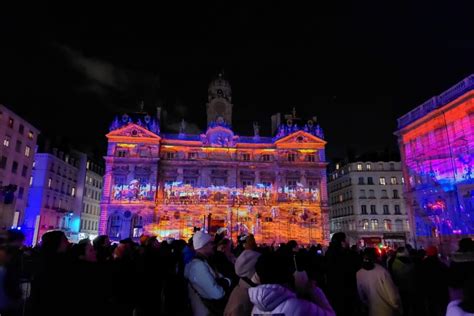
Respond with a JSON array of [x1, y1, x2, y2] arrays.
[[325, 232, 359, 316]]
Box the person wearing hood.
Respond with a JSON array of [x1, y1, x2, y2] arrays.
[[390, 246, 415, 315], [249, 252, 335, 316], [224, 249, 261, 316], [356, 248, 402, 316], [184, 231, 230, 316]]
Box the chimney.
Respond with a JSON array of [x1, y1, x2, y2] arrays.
[[271, 113, 281, 135]]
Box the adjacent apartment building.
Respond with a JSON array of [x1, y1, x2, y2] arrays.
[[328, 161, 411, 247], [0, 104, 39, 230]]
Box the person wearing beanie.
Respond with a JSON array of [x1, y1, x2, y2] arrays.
[[184, 231, 228, 316], [356, 248, 402, 316], [224, 249, 261, 316]]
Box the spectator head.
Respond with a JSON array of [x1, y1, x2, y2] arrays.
[[7, 229, 25, 248], [235, 249, 261, 279], [139, 234, 150, 246], [41, 230, 69, 255], [396, 246, 409, 257], [362, 247, 377, 270], [255, 252, 293, 286], [330, 232, 347, 248], [244, 234, 257, 251], [217, 238, 231, 253], [193, 231, 214, 257], [287, 240, 298, 252], [459, 238, 474, 253], [72, 239, 97, 262], [93, 235, 110, 249]]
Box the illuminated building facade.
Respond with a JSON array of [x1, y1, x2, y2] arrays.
[[79, 161, 104, 241], [396, 74, 474, 251], [328, 161, 410, 247], [100, 75, 330, 244], [0, 104, 39, 231], [24, 149, 87, 245]]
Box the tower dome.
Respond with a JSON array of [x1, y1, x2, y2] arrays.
[[208, 72, 232, 102]]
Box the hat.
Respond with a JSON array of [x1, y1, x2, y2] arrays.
[[216, 227, 228, 235], [426, 246, 438, 257], [193, 231, 212, 250], [235, 250, 261, 278]]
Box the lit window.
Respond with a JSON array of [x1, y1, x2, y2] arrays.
[[379, 177, 386, 185], [357, 163, 362, 171], [338, 194, 343, 202], [71, 187, 76, 197], [29, 176, 33, 186], [48, 178, 52, 188], [24, 146, 31, 157], [3, 136, 10, 147], [288, 153, 296, 162], [86, 161, 90, 169], [371, 219, 379, 230], [242, 153, 250, 161], [401, 177, 405, 184], [390, 177, 397, 185], [366, 163, 371, 170], [28, 131, 34, 140], [384, 219, 392, 231], [362, 220, 369, 230]]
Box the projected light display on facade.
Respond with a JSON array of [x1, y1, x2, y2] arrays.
[[396, 75, 474, 246], [99, 74, 330, 244]]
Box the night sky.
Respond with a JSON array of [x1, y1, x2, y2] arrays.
[[2, 2, 474, 162]]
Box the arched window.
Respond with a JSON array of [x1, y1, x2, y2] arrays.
[[108, 214, 122, 238], [131, 215, 144, 238]]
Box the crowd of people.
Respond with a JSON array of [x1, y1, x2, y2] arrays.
[[0, 228, 472, 316]]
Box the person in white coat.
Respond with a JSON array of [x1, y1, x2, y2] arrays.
[[356, 247, 402, 316], [184, 231, 230, 316], [248, 252, 335, 316]]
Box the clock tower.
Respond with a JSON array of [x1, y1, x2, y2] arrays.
[[207, 73, 233, 125]]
